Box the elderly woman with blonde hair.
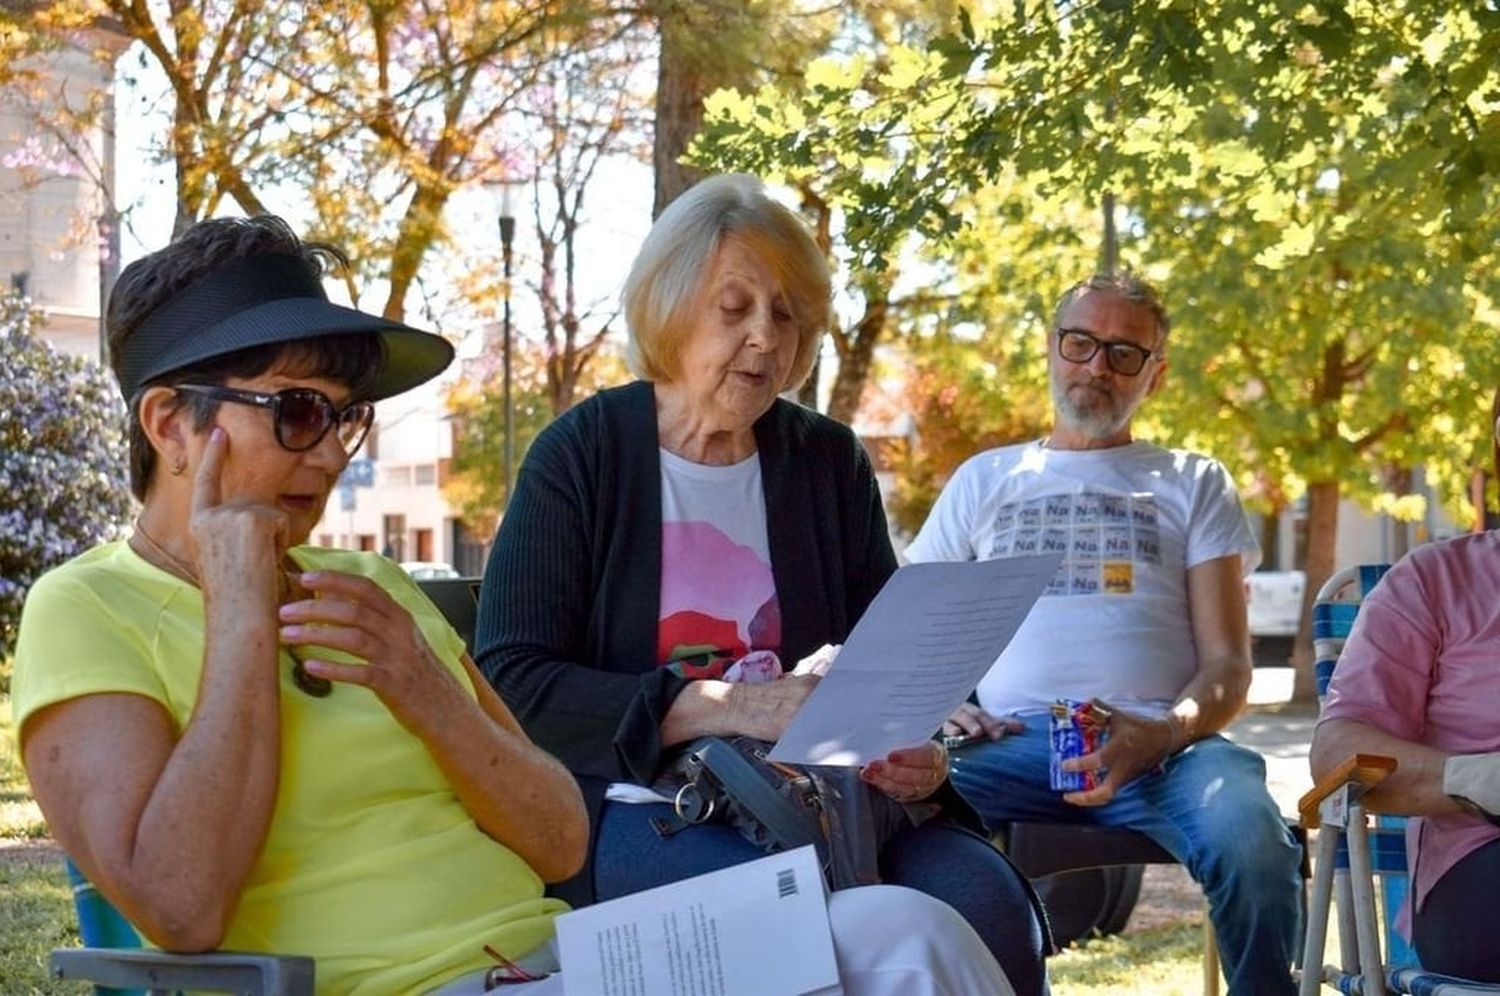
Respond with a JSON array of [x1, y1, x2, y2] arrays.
[[476, 174, 1048, 994]]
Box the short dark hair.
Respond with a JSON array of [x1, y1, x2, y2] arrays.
[[1051, 272, 1172, 346], [108, 216, 381, 500]]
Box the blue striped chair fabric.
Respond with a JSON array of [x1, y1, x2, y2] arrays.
[[1331, 969, 1500, 996], [1305, 564, 1500, 994], [65, 856, 142, 996], [58, 835, 314, 995]]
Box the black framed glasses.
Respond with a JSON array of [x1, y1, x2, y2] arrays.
[[175, 384, 374, 455], [1056, 328, 1157, 377]]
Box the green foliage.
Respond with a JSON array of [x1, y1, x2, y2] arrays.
[[886, 175, 1103, 528], [697, 4, 1500, 266], [886, 336, 1051, 534], [0, 297, 131, 665], [444, 373, 554, 541], [694, 3, 1500, 532], [443, 344, 627, 538]]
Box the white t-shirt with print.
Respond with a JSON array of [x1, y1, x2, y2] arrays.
[[655, 447, 781, 674], [608, 448, 782, 806], [905, 440, 1260, 717]]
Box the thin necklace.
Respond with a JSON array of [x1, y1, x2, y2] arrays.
[[130, 520, 198, 585], [128, 520, 331, 698]]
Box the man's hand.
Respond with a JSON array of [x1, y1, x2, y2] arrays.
[[1062, 700, 1177, 806], [941, 702, 1025, 742]]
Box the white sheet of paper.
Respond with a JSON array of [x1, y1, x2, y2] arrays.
[[555, 846, 838, 996], [769, 553, 1064, 765]]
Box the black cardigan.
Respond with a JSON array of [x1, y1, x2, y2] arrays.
[[474, 381, 898, 902]]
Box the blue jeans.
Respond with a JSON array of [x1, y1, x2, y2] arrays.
[[950, 721, 1301, 996], [595, 799, 1049, 996]]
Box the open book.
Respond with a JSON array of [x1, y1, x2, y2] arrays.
[[554, 847, 837, 996]]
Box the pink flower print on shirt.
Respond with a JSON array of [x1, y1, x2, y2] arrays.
[[658, 521, 781, 674]]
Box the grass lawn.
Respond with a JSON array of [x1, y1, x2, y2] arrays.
[[1, 694, 77, 994], [1050, 922, 1212, 993], [0, 688, 1270, 994]]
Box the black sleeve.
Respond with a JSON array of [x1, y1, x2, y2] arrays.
[[473, 420, 688, 786], [844, 432, 899, 622]]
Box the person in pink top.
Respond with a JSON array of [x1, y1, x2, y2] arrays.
[[1311, 391, 1500, 980]]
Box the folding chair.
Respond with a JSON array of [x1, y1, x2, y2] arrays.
[[1296, 564, 1500, 996], [1003, 822, 1225, 995], [50, 856, 314, 995]]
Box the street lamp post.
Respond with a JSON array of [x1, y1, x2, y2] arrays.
[[495, 182, 518, 507]]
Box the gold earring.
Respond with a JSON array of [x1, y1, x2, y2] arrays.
[[170, 455, 187, 476]]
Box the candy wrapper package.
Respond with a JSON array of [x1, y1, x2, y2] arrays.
[[1049, 699, 1108, 792]]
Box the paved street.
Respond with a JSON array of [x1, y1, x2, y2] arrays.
[[1124, 667, 1317, 936], [1229, 668, 1318, 816]]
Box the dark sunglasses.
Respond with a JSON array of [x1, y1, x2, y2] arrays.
[[175, 383, 374, 455], [1055, 328, 1157, 377]]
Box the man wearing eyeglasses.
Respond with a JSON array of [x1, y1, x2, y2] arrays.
[[907, 273, 1302, 994]]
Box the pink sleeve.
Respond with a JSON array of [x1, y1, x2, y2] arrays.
[[1319, 558, 1437, 742]]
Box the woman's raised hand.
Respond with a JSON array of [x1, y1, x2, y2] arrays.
[[278, 571, 458, 729], [189, 428, 289, 596]]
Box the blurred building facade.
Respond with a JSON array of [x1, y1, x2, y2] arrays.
[[0, 11, 126, 361]]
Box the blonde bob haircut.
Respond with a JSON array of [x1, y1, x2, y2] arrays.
[[623, 173, 829, 391]]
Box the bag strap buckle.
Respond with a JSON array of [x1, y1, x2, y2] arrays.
[[673, 781, 717, 824]]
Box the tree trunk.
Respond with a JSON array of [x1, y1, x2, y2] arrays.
[[1101, 190, 1118, 274], [795, 350, 820, 409], [825, 344, 870, 426], [1257, 504, 1281, 570], [651, 11, 705, 219], [1291, 479, 1340, 702], [826, 292, 889, 425], [1387, 465, 1412, 561], [382, 185, 448, 323], [1472, 469, 1498, 531], [170, 88, 202, 238]]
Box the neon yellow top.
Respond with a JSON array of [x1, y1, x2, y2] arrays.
[[13, 542, 566, 995]]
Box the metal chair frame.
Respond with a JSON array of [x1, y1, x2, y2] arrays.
[[1296, 564, 1500, 996]]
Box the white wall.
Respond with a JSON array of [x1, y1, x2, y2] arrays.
[[0, 29, 125, 362], [312, 376, 463, 565]]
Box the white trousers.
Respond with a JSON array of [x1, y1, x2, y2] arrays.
[[431, 884, 1015, 996]]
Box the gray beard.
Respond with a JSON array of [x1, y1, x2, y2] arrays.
[[1050, 377, 1132, 440]]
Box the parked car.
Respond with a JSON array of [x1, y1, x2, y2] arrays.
[[400, 561, 461, 580], [1245, 569, 1305, 665]]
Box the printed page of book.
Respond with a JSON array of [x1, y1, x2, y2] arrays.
[[556, 846, 838, 996], [770, 553, 1063, 765]]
